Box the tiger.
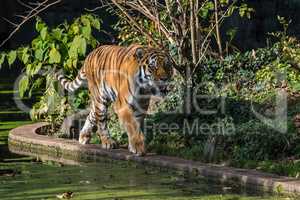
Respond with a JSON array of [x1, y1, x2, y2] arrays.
[[56, 44, 174, 156]]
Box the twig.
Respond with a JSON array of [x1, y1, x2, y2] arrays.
[[1, 17, 18, 27], [189, 0, 197, 64], [0, 0, 62, 48], [110, 0, 160, 46], [199, 4, 232, 57], [214, 0, 223, 58], [17, 0, 34, 9], [125, 1, 174, 44]]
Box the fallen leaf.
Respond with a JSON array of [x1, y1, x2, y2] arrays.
[[0, 169, 20, 177], [56, 191, 74, 199]]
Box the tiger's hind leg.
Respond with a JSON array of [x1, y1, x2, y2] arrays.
[[78, 103, 97, 144], [94, 100, 117, 149]]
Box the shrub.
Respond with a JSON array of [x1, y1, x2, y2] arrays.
[[1, 14, 102, 130]]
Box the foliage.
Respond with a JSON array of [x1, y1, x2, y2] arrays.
[[111, 0, 254, 72], [141, 18, 300, 177], [193, 17, 300, 104], [1, 14, 101, 124], [107, 111, 127, 145], [199, 0, 254, 20], [153, 75, 185, 113], [114, 18, 156, 46]]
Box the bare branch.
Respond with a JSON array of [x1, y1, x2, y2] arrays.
[[189, 0, 197, 64], [124, 1, 174, 44], [0, 0, 62, 48], [165, 0, 180, 40], [17, 0, 34, 9], [214, 0, 223, 58], [85, 7, 103, 12], [199, 3, 232, 57], [1, 17, 18, 27], [15, 15, 27, 19], [110, 0, 160, 46]]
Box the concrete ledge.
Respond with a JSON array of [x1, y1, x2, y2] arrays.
[[8, 122, 300, 194]]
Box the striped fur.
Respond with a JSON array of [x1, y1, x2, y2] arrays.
[[56, 44, 173, 155], [55, 69, 87, 92]]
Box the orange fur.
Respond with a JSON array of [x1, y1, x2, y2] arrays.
[[59, 44, 173, 155]]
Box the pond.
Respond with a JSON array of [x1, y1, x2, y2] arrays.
[[0, 78, 296, 200], [0, 155, 293, 200]]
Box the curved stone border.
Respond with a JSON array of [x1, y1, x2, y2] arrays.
[[8, 122, 300, 194]]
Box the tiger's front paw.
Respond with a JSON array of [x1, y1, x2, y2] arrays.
[[101, 138, 117, 149], [129, 133, 145, 156], [79, 132, 91, 145], [101, 136, 117, 149]]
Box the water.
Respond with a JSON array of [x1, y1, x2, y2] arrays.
[[0, 157, 292, 200], [0, 78, 295, 200]]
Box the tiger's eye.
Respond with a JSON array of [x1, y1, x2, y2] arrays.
[[164, 57, 171, 66]]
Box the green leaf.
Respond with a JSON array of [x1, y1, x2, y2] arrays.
[[82, 25, 92, 39], [81, 16, 90, 26], [19, 75, 29, 98], [92, 19, 101, 30], [52, 28, 63, 40], [68, 45, 78, 59], [29, 77, 43, 97], [21, 48, 30, 64], [49, 48, 61, 64], [73, 36, 87, 56], [22, 53, 30, 64], [35, 49, 44, 61], [26, 64, 33, 76], [0, 53, 6, 69], [68, 36, 86, 58], [62, 35, 68, 44], [239, 9, 245, 17], [227, 5, 237, 17], [27, 63, 42, 76], [33, 63, 42, 75], [8, 51, 17, 66], [199, 1, 214, 19], [72, 25, 80, 34], [79, 37, 87, 55], [220, 0, 229, 6], [41, 27, 48, 40], [66, 58, 73, 68], [72, 58, 78, 68], [35, 18, 46, 32]]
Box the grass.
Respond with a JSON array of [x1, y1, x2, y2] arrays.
[[0, 121, 32, 145]]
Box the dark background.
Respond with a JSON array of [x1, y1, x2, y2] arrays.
[[0, 0, 117, 74], [0, 0, 300, 74], [226, 0, 300, 50], [0, 0, 117, 51]]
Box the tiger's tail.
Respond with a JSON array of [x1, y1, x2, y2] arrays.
[[55, 68, 87, 92]]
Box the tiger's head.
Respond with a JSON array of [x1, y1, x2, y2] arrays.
[[135, 47, 174, 96]]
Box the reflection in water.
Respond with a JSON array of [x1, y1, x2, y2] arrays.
[[0, 156, 291, 200]]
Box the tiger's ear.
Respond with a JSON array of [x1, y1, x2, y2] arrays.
[[135, 48, 144, 61]]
